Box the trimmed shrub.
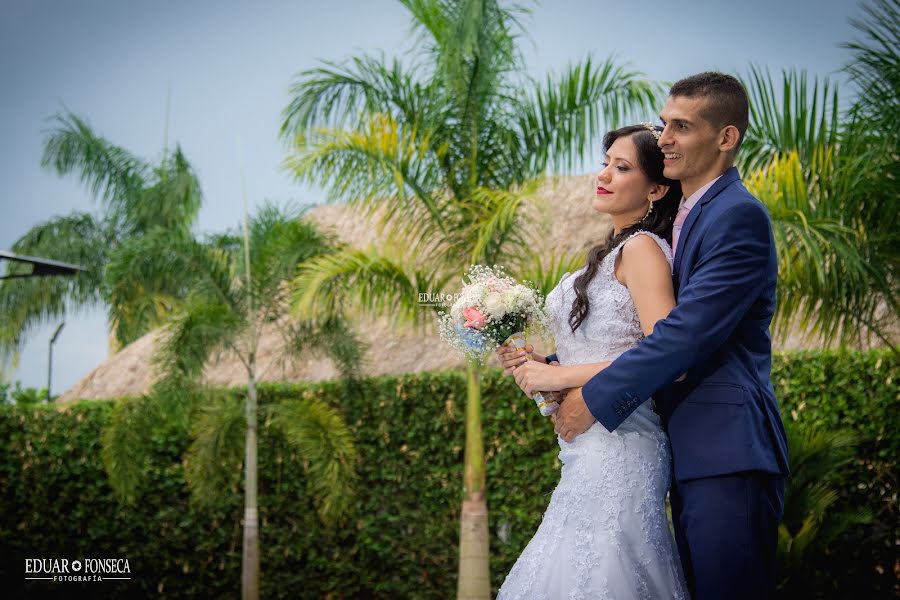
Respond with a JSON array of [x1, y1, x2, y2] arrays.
[[0, 350, 895, 598]]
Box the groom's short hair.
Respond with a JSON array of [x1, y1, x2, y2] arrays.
[[670, 72, 749, 151]]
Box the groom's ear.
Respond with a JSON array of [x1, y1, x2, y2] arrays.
[[718, 125, 741, 154]]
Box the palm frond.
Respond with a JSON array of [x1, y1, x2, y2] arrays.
[[146, 376, 206, 433], [281, 55, 434, 136], [182, 390, 245, 507], [398, 0, 451, 48], [284, 113, 448, 237], [246, 204, 332, 285], [434, 0, 524, 117], [103, 233, 188, 347], [291, 246, 448, 328], [104, 229, 239, 348], [518, 55, 662, 175], [814, 504, 873, 549], [748, 151, 894, 347], [466, 109, 531, 188], [842, 0, 900, 132], [101, 380, 207, 506], [516, 249, 585, 300], [119, 145, 202, 235], [154, 295, 245, 382], [41, 112, 147, 211], [116, 234, 245, 381], [395, 1, 530, 196], [777, 419, 872, 573], [782, 421, 858, 528], [277, 315, 367, 382], [740, 66, 841, 174], [461, 180, 538, 267], [783, 421, 858, 485], [268, 397, 358, 526], [100, 396, 159, 505]]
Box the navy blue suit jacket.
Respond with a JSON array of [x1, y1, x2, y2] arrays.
[[580, 167, 789, 482]]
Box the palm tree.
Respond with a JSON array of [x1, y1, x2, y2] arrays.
[[839, 0, 899, 346], [740, 63, 898, 350], [281, 1, 659, 596], [0, 111, 203, 374], [100, 205, 362, 600]]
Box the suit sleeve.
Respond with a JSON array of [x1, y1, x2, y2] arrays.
[[582, 201, 773, 432]]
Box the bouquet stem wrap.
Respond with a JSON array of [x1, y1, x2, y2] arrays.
[[503, 332, 561, 416]]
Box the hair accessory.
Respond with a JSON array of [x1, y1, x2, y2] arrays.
[[640, 122, 662, 140]]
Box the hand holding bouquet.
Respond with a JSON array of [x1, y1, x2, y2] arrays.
[[438, 265, 561, 416]]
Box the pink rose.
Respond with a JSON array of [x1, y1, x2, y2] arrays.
[[463, 306, 489, 330]]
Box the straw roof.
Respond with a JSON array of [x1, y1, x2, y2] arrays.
[[57, 174, 887, 403]]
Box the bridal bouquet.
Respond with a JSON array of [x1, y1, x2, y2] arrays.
[[438, 265, 561, 416]]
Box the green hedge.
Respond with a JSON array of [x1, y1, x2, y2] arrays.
[[772, 350, 898, 597], [0, 350, 896, 599]]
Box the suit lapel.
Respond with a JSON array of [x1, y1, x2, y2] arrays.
[[673, 203, 702, 277], [673, 167, 742, 276]]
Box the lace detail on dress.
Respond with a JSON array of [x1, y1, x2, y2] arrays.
[[497, 231, 687, 599], [545, 230, 673, 366]]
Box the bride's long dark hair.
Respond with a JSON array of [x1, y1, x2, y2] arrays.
[[568, 125, 682, 333]]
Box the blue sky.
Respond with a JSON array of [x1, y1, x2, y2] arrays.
[[1, 0, 864, 393]]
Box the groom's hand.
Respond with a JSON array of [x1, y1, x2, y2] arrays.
[[552, 387, 595, 443]]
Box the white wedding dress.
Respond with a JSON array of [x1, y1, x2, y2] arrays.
[[497, 231, 688, 600]]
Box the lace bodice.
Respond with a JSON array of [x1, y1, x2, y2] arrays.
[[545, 230, 673, 365]]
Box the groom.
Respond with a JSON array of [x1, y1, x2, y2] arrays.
[[553, 72, 789, 599]]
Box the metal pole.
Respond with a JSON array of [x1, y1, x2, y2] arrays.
[[48, 322, 65, 401]]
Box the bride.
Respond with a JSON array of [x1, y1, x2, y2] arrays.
[[496, 123, 689, 598]]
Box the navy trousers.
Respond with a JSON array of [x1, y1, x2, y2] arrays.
[[670, 472, 785, 599]]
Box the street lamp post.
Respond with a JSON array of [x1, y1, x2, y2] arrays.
[[1, 251, 86, 401], [48, 322, 65, 401]]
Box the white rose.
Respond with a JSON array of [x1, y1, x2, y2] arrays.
[[467, 282, 487, 304], [483, 292, 507, 319]]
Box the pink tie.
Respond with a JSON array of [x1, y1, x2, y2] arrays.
[[671, 201, 691, 254]]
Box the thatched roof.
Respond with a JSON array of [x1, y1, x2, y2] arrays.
[[57, 174, 885, 403]]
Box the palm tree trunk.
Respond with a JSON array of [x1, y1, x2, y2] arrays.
[[242, 364, 260, 600], [457, 361, 490, 600]]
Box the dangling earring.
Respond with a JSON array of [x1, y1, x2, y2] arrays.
[[644, 201, 654, 220]]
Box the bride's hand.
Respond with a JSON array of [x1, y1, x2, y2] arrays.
[[496, 343, 534, 375], [513, 360, 565, 396]]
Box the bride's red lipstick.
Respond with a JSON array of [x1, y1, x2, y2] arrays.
[[596, 186, 612, 194]]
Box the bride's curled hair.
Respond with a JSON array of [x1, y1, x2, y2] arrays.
[[568, 125, 682, 333]]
